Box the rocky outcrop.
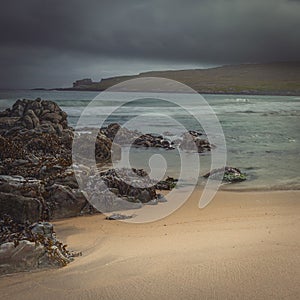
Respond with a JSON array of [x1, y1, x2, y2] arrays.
[[0, 99, 181, 274], [0, 99, 198, 223], [0, 99, 125, 222], [0, 98, 73, 180], [0, 98, 68, 132], [203, 166, 247, 183], [0, 98, 118, 176]]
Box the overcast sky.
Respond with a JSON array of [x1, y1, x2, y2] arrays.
[[0, 0, 299, 89]]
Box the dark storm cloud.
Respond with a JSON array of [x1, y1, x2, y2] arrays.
[[0, 0, 299, 88]]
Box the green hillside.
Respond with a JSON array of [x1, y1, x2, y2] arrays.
[[59, 62, 300, 95]]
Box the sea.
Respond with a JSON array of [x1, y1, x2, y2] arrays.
[[0, 89, 299, 191]]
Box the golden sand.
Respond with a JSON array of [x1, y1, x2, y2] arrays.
[[1, 189, 299, 300]]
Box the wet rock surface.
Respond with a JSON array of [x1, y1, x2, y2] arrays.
[[100, 123, 176, 150], [100, 124, 213, 153]]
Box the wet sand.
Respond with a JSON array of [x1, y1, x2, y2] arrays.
[[1, 189, 299, 299]]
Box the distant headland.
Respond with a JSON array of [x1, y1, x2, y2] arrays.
[[45, 61, 300, 95]]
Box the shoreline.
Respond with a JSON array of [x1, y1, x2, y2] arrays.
[[30, 87, 300, 97], [1, 188, 299, 299]]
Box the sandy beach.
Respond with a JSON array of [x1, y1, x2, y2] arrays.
[[1, 189, 299, 300]]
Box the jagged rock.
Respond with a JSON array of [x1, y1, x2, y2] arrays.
[[0, 175, 44, 197], [0, 117, 19, 129], [203, 166, 247, 183], [30, 222, 55, 240], [51, 167, 79, 189], [74, 132, 121, 163], [180, 132, 212, 153], [0, 175, 46, 224], [98, 168, 157, 202], [155, 177, 178, 190], [0, 192, 43, 223], [0, 99, 183, 223], [83, 167, 161, 212], [45, 184, 87, 219]]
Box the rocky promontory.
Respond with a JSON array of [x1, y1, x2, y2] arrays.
[[0, 98, 174, 273], [0, 98, 179, 223]]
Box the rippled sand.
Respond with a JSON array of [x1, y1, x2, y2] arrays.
[[1, 189, 299, 300]]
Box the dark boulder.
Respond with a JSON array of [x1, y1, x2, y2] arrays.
[[0, 192, 43, 223], [45, 184, 87, 219], [179, 132, 212, 153], [203, 166, 247, 183], [155, 176, 178, 190]]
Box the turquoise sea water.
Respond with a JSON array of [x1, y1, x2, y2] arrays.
[[0, 89, 299, 191]]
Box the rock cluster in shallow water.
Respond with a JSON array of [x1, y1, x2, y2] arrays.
[[101, 123, 176, 150], [179, 131, 212, 152], [100, 123, 214, 152], [203, 166, 247, 183]]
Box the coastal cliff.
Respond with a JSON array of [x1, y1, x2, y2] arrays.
[[56, 61, 300, 95]]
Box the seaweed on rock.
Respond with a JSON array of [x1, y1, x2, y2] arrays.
[[0, 214, 81, 272]]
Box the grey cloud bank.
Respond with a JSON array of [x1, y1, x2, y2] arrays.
[[0, 0, 299, 88]]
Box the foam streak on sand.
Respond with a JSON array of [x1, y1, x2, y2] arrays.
[[0, 189, 299, 300]]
